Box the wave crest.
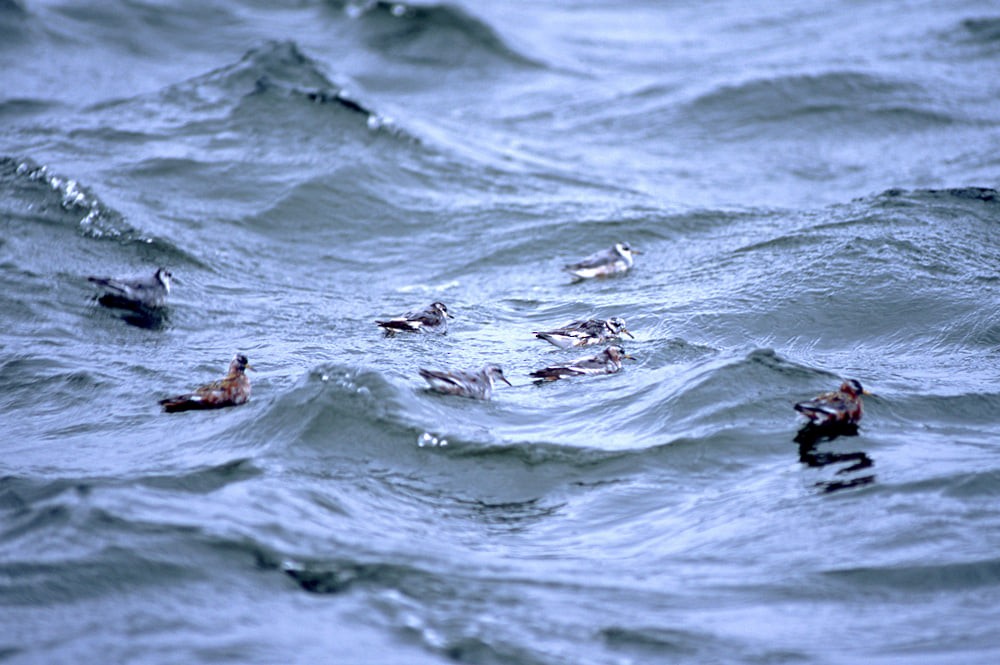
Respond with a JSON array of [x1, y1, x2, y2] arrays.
[[0, 156, 131, 239]]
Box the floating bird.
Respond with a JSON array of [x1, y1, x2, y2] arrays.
[[418, 364, 512, 400], [376, 301, 452, 335], [533, 317, 633, 349], [529, 345, 634, 382], [159, 354, 253, 413], [794, 379, 870, 427], [564, 242, 639, 280], [88, 267, 172, 310]]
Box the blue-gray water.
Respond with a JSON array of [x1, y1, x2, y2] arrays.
[[3, 1, 1000, 663]]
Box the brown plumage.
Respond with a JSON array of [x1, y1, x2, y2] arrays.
[[794, 379, 869, 427], [159, 354, 253, 413]]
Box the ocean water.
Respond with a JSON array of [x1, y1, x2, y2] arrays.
[[2, 1, 1000, 663]]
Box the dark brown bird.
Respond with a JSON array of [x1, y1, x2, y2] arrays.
[[794, 379, 869, 427], [160, 354, 253, 413]]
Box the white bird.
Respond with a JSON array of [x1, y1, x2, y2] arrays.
[[88, 267, 172, 310], [564, 242, 639, 280]]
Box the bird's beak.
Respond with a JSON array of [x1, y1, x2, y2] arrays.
[[631, 248, 643, 254], [624, 354, 636, 361], [246, 364, 256, 372], [623, 329, 635, 339], [501, 375, 513, 386]]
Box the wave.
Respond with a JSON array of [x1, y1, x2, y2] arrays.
[[0, 356, 112, 418], [682, 70, 957, 136], [0, 97, 58, 121], [957, 16, 1000, 46], [726, 186, 999, 293], [824, 557, 1000, 593], [253, 350, 819, 472], [869, 185, 999, 206], [0, 155, 200, 281], [81, 40, 405, 145], [332, 1, 544, 70], [0, 0, 28, 44], [0, 486, 259, 607], [0, 460, 260, 515], [562, 69, 963, 150], [0, 156, 131, 239], [0, 548, 195, 605]]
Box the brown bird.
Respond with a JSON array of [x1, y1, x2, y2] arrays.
[[794, 379, 870, 427], [159, 354, 253, 413]]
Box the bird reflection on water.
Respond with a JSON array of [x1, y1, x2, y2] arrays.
[[794, 423, 875, 493]]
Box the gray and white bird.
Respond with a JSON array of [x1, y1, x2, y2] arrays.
[[533, 317, 633, 349], [530, 345, 635, 382], [418, 364, 512, 400], [563, 242, 639, 280], [88, 267, 172, 310], [376, 301, 452, 335]]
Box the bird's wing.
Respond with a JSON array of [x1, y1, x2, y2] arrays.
[[565, 249, 612, 270]]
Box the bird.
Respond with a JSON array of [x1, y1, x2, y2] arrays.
[[563, 242, 639, 280], [533, 317, 634, 349], [794, 379, 870, 427], [529, 345, 634, 382], [376, 301, 452, 335], [159, 354, 253, 413], [418, 364, 512, 400], [88, 267, 172, 310]]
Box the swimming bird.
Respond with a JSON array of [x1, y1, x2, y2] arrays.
[[564, 242, 639, 280], [159, 353, 253, 413], [529, 345, 634, 382], [533, 317, 634, 349], [794, 379, 870, 427], [88, 267, 172, 310], [418, 364, 512, 400], [376, 301, 452, 335]]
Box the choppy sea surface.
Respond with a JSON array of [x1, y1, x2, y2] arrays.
[[3, 1, 1000, 663]]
